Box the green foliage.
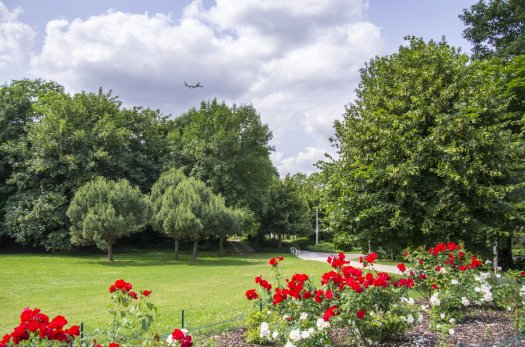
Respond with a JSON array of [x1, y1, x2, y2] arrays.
[[320, 37, 525, 257], [149, 169, 240, 261], [261, 175, 312, 239], [168, 99, 277, 222], [67, 177, 149, 261], [460, 0, 525, 59], [2, 84, 170, 250], [0, 79, 64, 240]]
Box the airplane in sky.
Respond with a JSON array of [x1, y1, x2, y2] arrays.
[[184, 81, 204, 89]]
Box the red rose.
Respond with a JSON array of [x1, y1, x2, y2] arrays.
[[269, 258, 278, 266], [521, 271, 525, 276], [397, 263, 406, 272], [109, 343, 120, 347], [128, 291, 138, 300], [50, 315, 68, 330], [325, 290, 333, 300], [142, 290, 152, 297], [364, 252, 378, 264], [435, 266, 441, 271], [66, 326, 80, 336], [172, 329, 185, 340], [245, 289, 258, 300], [277, 256, 284, 261], [356, 309, 366, 319], [432, 283, 438, 289]]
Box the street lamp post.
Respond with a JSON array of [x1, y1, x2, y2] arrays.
[[315, 207, 319, 245]]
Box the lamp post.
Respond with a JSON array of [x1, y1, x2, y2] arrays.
[[315, 207, 319, 245]]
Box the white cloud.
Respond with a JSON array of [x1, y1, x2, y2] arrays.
[[29, 0, 383, 175], [0, 2, 35, 70], [274, 146, 331, 176]]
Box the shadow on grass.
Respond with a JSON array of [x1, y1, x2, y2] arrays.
[[83, 253, 264, 267]]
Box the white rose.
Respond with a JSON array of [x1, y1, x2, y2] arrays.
[[301, 330, 311, 339], [166, 335, 173, 344], [449, 329, 455, 335], [449, 318, 455, 324], [440, 313, 446, 319], [272, 331, 279, 340], [284, 342, 296, 347], [289, 329, 301, 342], [461, 297, 470, 306], [406, 314, 414, 324], [300, 312, 308, 320], [451, 279, 459, 285]]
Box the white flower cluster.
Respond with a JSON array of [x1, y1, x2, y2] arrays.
[[282, 327, 316, 347], [461, 297, 470, 307], [259, 322, 278, 341], [430, 293, 441, 306], [474, 272, 493, 302], [401, 297, 415, 305], [316, 317, 330, 330]]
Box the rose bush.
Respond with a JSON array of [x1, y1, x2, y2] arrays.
[[1, 280, 193, 347], [245, 253, 420, 346], [404, 242, 525, 335], [0, 308, 80, 346]]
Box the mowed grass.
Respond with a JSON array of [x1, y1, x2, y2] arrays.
[[0, 249, 332, 335]]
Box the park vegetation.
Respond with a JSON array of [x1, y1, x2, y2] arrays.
[[0, 0, 523, 267]]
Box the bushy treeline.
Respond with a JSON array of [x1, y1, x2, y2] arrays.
[[0, 83, 312, 256], [318, 0, 525, 267]]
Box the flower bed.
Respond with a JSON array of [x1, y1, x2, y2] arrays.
[[243, 243, 525, 346]]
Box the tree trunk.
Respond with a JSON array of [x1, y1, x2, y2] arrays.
[[219, 235, 225, 256], [174, 238, 180, 260], [108, 242, 114, 262], [192, 240, 199, 262]]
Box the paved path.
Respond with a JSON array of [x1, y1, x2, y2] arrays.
[[227, 239, 255, 255], [294, 250, 403, 275]]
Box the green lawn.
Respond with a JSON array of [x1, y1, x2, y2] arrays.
[[0, 249, 331, 336]]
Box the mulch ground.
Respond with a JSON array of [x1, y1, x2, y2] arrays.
[[210, 308, 525, 346]]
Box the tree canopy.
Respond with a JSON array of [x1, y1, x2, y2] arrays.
[[168, 99, 277, 221], [319, 38, 525, 261], [67, 177, 149, 261], [460, 0, 525, 59]]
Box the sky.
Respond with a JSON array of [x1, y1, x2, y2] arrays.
[[0, 0, 478, 176]]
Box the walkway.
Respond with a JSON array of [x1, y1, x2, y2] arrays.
[[294, 250, 403, 275], [227, 239, 255, 255]]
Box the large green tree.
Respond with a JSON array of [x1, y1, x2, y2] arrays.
[[3, 85, 170, 250], [150, 169, 236, 261], [261, 175, 311, 241], [168, 99, 277, 222], [149, 168, 189, 260], [460, 0, 525, 59], [320, 38, 524, 262], [67, 177, 149, 261], [0, 80, 64, 242]]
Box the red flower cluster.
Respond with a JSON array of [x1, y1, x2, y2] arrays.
[[245, 289, 258, 300], [108, 279, 145, 300], [359, 252, 379, 266], [171, 328, 192, 347], [323, 305, 339, 321], [109, 279, 132, 293], [327, 252, 349, 268], [428, 242, 461, 256], [255, 276, 272, 291], [0, 308, 79, 346], [269, 256, 284, 267], [397, 263, 407, 272]]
